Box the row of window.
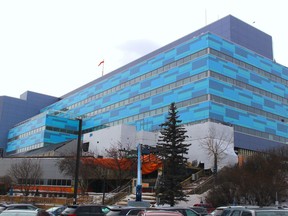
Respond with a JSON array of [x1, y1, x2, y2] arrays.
[[210, 95, 288, 143], [8, 126, 45, 142], [16, 142, 44, 154], [211, 94, 288, 123], [84, 71, 209, 119], [235, 124, 287, 143], [57, 49, 209, 117], [45, 126, 78, 135], [86, 87, 288, 145], [210, 71, 288, 105], [197, 118, 288, 145], [236, 148, 256, 156], [210, 48, 288, 87], [9, 124, 78, 143], [17, 179, 72, 186], [101, 95, 209, 130]]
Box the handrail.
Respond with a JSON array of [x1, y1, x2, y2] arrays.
[[103, 179, 133, 204], [181, 169, 204, 187], [188, 175, 214, 194], [104, 184, 132, 205]]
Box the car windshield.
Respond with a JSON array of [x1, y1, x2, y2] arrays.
[[221, 209, 232, 216], [102, 207, 110, 214], [6, 205, 38, 210], [106, 210, 122, 216], [62, 206, 77, 214], [256, 211, 288, 216], [46, 207, 58, 212]]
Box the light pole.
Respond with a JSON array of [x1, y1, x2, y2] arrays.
[[73, 117, 82, 205], [136, 144, 142, 202]]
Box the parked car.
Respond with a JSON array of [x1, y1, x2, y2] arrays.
[[105, 205, 153, 216], [209, 206, 227, 216], [156, 207, 200, 216], [0, 203, 7, 213], [220, 207, 288, 216], [193, 204, 214, 213], [46, 206, 67, 216], [189, 207, 208, 216], [137, 210, 184, 216], [0, 203, 39, 212], [60, 205, 110, 216], [220, 206, 260, 216], [0, 209, 49, 216]]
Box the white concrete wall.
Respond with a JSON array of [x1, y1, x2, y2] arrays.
[[83, 122, 238, 170], [0, 158, 67, 179], [83, 124, 138, 157], [183, 122, 238, 170]]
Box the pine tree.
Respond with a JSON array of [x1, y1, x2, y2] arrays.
[[156, 102, 191, 206]]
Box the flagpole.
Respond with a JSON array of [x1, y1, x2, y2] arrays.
[[98, 60, 105, 76]]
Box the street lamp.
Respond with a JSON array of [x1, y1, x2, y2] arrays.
[[73, 117, 82, 205]]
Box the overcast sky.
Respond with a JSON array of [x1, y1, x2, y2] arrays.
[[1, 0, 287, 98]]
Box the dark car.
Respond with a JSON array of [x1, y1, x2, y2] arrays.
[[60, 205, 110, 216], [46, 206, 67, 216], [106, 206, 153, 216]]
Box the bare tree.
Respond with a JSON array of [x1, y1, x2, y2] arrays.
[[200, 124, 233, 174], [57, 154, 103, 195], [105, 141, 137, 188], [206, 148, 288, 207], [7, 158, 43, 196]]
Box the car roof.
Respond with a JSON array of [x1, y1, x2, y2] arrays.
[[1, 209, 42, 216], [106, 206, 155, 216], [6, 204, 37, 207], [157, 207, 191, 209], [2, 209, 38, 212], [138, 210, 184, 216]]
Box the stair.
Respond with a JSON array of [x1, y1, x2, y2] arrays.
[[182, 175, 214, 195], [116, 192, 156, 206]]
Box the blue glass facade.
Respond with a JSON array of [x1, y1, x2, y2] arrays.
[[0, 91, 59, 152], [3, 15, 288, 155]]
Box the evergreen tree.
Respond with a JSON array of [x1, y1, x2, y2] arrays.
[[156, 102, 191, 206]]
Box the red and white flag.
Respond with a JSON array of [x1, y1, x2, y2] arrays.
[[98, 60, 104, 66]]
